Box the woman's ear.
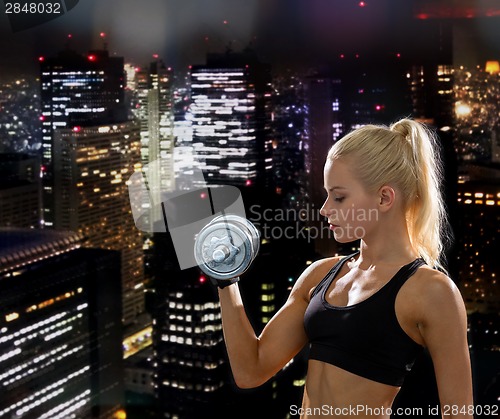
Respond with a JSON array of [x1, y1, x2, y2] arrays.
[[378, 185, 396, 212]]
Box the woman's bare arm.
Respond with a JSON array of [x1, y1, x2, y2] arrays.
[[218, 256, 340, 388], [416, 270, 474, 419]]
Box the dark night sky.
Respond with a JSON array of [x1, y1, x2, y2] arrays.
[[1, 0, 500, 77]]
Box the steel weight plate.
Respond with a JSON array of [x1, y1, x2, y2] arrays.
[[194, 219, 254, 280]]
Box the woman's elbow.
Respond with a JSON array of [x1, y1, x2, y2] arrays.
[[232, 372, 269, 389]]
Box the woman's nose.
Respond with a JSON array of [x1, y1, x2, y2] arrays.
[[319, 200, 329, 217]]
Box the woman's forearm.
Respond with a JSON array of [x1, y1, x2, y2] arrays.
[[218, 283, 264, 388]]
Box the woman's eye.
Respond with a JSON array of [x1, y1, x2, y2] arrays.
[[334, 197, 345, 203]]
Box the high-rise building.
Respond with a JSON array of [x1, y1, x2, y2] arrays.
[[409, 63, 454, 129], [410, 5, 454, 129], [303, 73, 343, 257], [303, 55, 411, 257], [269, 71, 308, 204], [333, 54, 412, 130], [0, 228, 124, 419], [40, 47, 146, 329], [0, 153, 40, 228], [51, 121, 144, 326], [454, 167, 500, 409], [134, 59, 175, 231], [190, 50, 273, 188], [40, 48, 127, 228], [135, 59, 174, 168], [456, 175, 500, 315], [149, 52, 317, 418], [148, 232, 232, 418]]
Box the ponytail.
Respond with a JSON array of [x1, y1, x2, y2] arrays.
[[389, 119, 449, 272], [327, 118, 450, 272]]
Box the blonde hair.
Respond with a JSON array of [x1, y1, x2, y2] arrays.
[[327, 118, 449, 272]]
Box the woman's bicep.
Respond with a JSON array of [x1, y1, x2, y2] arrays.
[[251, 258, 338, 384], [255, 292, 310, 376], [418, 273, 474, 415]]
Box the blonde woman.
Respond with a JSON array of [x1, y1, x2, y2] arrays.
[[217, 119, 473, 418]]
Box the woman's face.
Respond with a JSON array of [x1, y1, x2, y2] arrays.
[[320, 158, 380, 243]]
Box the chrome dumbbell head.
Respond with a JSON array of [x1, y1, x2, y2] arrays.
[[209, 214, 260, 257], [194, 214, 260, 282]]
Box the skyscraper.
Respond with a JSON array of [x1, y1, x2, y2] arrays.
[[148, 233, 232, 418], [40, 48, 127, 228], [52, 121, 144, 326], [456, 174, 500, 315], [303, 73, 343, 258], [134, 58, 175, 231], [40, 47, 145, 328], [190, 50, 273, 188], [147, 51, 309, 417], [0, 228, 124, 419], [0, 153, 40, 228], [303, 55, 411, 257], [454, 167, 500, 409]]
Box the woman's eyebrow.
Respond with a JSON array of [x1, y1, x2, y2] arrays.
[[324, 186, 347, 191]]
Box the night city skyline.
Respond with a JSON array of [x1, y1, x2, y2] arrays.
[[1, 0, 500, 76], [0, 1, 499, 418]]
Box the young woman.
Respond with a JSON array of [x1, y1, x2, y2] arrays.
[[217, 118, 473, 418]]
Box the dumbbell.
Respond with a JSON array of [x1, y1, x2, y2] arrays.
[[194, 214, 260, 288]]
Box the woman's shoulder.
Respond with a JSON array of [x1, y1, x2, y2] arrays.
[[292, 255, 346, 303], [403, 264, 465, 316], [411, 265, 459, 295]]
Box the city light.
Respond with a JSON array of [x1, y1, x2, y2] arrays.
[[455, 102, 471, 117], [485, 60, 500, 74]]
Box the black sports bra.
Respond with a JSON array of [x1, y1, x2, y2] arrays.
[[303, 252, 425, 387]]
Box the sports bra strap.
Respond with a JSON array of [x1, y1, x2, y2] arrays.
[[310, 252, 359, 299]]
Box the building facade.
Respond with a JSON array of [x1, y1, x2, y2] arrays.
[[0, 229, 124, 419], [52, 121, 144, 326], [0, 153, 40, 228], [40, 48, 127, 228], [134, 59, 175, 231], [190, 51, 273, 188]]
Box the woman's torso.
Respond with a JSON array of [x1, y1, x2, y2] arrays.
[[301, 253, 426, 418]]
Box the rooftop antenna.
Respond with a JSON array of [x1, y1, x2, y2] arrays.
[[66, 33, 73, 50], [100, 32, 108, 50]]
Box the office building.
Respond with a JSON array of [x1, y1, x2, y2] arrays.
[[456, 177, 500, 314], [40, 48, 127, 228], [40, 47, 145, 328], [148, 231, 232, 418], [303, 73, 343, 257], [51, 121, 144, 326], [0, 228, 124, 419], [134, 58, 175, 231], [0, 153, 40, 228], [190, 50, 273, 188]]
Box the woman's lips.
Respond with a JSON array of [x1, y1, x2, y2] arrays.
[[329, 223, 340, 231]]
